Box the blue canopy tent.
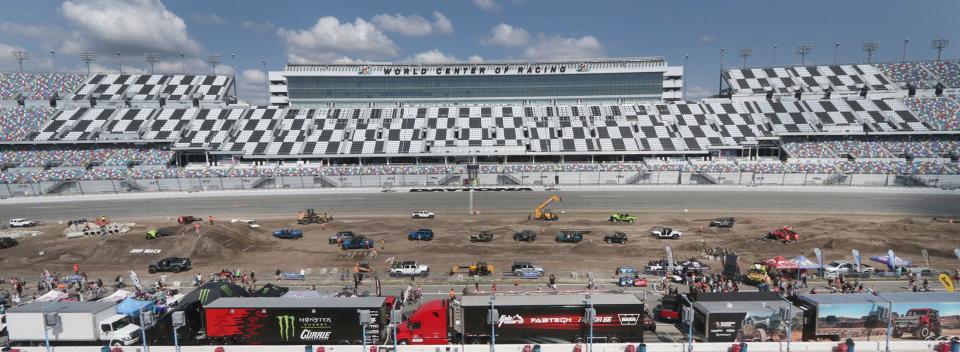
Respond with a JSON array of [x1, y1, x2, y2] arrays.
[[869, 255, 912, 268], [791, 256, 820, 269], [116, 297, 155, 316]]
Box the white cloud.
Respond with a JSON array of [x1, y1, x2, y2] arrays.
[[700, 34, 715, 44], [402, 50, 459, 64], [190, 13, 225, 25], [685, 85, 713, 100], [432, 12, 453, 35], [523, 34, 604, 60], [472, 0, 500, 11], [0, 42, 25, 71], [0, 22, 68, 40], [239, 68, 267, 104], [371, 12, 453, 36], [372, 13, 433, 36], [468, 55, 484, 63], [483, 23, 529, 47], [60, 0, 203, 55], [242, 20, 275, 34], [277, 16, 398, 62]]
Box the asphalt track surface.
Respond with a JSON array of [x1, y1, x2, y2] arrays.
[[2, 187, 959, 221]]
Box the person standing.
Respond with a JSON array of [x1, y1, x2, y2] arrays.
[[473, 275, 480, 291], [73, 263, 79, 275]]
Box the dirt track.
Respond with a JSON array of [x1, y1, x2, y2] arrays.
[[2, 211, 959, 285]]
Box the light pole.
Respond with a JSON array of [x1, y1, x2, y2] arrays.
[[738, 48, 753, 68], [179, 52, 185, 73], [41, 302, 57, 352], [902, 39, 909, 62], [683, 54, 688, 99], [876, 294, 893, 352], [489, 296, 497, 352], [863, 41, 880, 64], [207, 54, 221, 75], [116, 51, 121, 73], [772, 45, 778, 66], [681, 294, 694, 352], [80, 51, 96, 74], [172, 311, 185, 352], [12, 50, 29, 73], [932, 39, 950, 62], [585, 294, 595, 352], [49, 50, 56, 70], [144, 53, 160, 74], [795, 44, 814, 65], [718, 48, 725, 95], [834, 42, 840, 64]]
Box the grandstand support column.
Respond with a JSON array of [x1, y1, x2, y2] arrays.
[[718, 48, 725, 95], [4, 183, 11, 197], [175, 177, 182, 192], [902, 39, 909, 63], [219, 177, 225, 191], [801, 173, 806, 186], [76, 180, 84, 195]]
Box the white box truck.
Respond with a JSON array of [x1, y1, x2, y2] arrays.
[[5, 301, 141, 346]]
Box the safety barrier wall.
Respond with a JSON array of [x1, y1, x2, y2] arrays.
[[3, 341, 948, 352], [2, 172, 960, 197]]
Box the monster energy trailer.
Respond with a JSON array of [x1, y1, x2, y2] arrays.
[[458, 294, 645, 344], [204, 297, 389, 345]]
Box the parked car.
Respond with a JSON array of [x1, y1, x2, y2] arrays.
[[273, 228, 303, 239], [0, 237, 18, 249], [603, 232, 628, 244], [148, 257, 191, 273], [341, 236, 375, 250], [408, 229, 434, 241], [8, 218, 36, 227], [709, 217, 736, 228], [555, 231, 584, 243], [329, 231, 357, 244], [650, 226, 682, 239], [510, 261, 544, 276], [411, 211, 435, 219], [618, 276, 649, 288], [389, 261, 429, 277], [513, 230, 537, 242], [616, 266, 638, 275], [470, 231, 493, 242], [823, 261, 876, 273]]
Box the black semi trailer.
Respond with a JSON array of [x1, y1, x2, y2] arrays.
[[204, 297, 390, 345]]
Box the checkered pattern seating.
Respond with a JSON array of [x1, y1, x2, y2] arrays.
[[30, 108, 116, 141], [72, 74, 232, 101], [141, 108, 200, 140]]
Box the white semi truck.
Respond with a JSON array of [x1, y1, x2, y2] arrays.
[[5, 301, 141, 346]]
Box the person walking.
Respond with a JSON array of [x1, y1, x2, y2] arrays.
[[473, 275, 480, 291]]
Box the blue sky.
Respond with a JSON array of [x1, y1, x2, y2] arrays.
[[0, 0, 957, 103]]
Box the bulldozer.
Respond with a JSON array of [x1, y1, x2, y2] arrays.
[[297, 208, 332, 225], [450, 262, 495, 276], [532, 195, 561, 221]]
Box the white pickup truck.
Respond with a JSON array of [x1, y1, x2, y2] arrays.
[[8, 218, 36, 227], [390, 261, 430, 277], [650, 226, 682, 239]]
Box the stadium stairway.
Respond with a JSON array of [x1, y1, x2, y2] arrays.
[[438, 174, 460, 186], [249, 176, 275, 189], [497, 173, 521, 185], [42, 179, 73, 194], [823, 173, 848, 185], [121, 177, 149, 192], [895, 174, 933, 187], [690, 172, 718, 184], [623, 171, 651, 184], [314, 174, 340, 187]]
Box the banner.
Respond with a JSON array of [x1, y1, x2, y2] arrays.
[[939, 273, 955, 292], [887, 250, 896, 271], [922, 249, 930, 269], [852, 249, 861, 272], [814, 248, 823, 272], [129, 270, 143, 292], [666, 246, 674, 274]]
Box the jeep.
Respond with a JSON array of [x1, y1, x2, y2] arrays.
[[148, 257, 191, 274]]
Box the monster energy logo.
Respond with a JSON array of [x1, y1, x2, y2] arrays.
[[278, 315, 296, 340], [220, 285, 232, 296], [198, 289, 210, 305]]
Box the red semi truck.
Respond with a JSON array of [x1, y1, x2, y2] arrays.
[[397, 294, 648, 345]]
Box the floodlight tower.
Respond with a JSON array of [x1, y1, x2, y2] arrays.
[[207, 54, 221, 74], [12, 50, 29, 72], [79, 51, 96, 74], [795, 44, 814, 65], [863, 41, 880, 64], [931, 39, 950, 62], [738, 48, 753, 68], [144, 53, 160, 74]]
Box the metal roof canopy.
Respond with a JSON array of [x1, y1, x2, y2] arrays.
[[7, 301, 116, 313], [204, 297, 386, 309], [460, 294, 642, 307]]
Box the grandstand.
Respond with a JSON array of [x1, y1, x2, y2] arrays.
[[0, 58, 959, 195]]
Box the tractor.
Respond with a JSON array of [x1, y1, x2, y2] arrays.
[[450, 262, 495, 276], [297, 208, 332, 225]]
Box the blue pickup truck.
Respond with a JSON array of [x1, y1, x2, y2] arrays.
[[408, 228, 434, 241]]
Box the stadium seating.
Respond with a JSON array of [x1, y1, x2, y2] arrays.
[[72, 74, 233, 102], [0, 73, 88, 100], [875, 62, 933, 88], [0, 107, 57, 141], [901, 97, 960, 130], [922, 60, 960, 88]]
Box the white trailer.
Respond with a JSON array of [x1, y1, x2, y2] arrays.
[[5, 301, 140, 346]]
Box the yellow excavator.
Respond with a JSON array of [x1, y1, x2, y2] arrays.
[[533, 195, 561, 221]]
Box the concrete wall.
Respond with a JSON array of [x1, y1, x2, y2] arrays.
[[2, 171, 957, 198], [5, 341, 945, 352]]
